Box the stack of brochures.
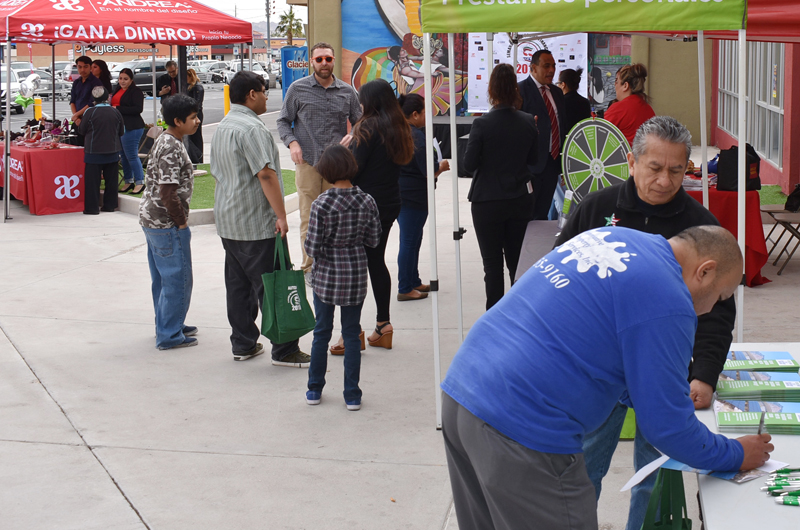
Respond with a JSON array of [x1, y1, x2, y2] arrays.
[[724, 351, 800, 373], [714, 400, 800, 434], [716, 375, 800, 402]]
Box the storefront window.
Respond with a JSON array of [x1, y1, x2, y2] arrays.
[[718, 41, 784, 168]]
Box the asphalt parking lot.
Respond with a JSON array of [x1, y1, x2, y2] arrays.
[[3, 80, 285, 132]]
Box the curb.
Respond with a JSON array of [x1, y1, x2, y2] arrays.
[[107, 191, 300, 226]]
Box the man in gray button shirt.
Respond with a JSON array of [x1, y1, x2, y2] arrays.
[[277, 42, 362, 274]]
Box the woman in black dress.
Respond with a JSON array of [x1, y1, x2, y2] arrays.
[[349, 79, 414, 349]]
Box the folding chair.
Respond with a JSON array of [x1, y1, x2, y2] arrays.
[[761, 204, 789, 258], [770, 212, 800, 275], [138, 126, 163, 170]]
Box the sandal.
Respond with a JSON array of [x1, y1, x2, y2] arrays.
[[368, 322, 393, 350], [330, 330, 366, 356], [119, 182, 134, 193]]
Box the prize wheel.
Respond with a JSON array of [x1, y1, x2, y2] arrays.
[[562, 118, 631, 204]]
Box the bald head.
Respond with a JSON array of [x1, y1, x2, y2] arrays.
[[669, 225, 742, 315]]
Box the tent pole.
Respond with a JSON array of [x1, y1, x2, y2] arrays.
[[152, 45, 157, 125], [735, 29, 746, 342], [448, 33, 464, 343], [424, 33, 443, 430], [248, 43, 253, 71], [3, 39, 11, 221], [51, 44, 56, 120], [512, 36, 518, 74], [487, 33, 494, 74], [697, 30, 709, 210]]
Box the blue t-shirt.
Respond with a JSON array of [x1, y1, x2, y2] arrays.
[[441, 227, 743, 472]]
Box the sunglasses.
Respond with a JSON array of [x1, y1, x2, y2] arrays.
[[314, 56, 334, 64]]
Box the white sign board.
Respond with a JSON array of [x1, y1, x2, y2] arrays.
[[468, 33, 588, 113]]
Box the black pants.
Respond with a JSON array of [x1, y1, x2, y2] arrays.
[[364, 204, 401, 323], [84, 161, 119, 214], [220, 237, 299, 360], [186, 113, 203, 164], [471, 194, 532, 310], [531, 155, 561, 220]]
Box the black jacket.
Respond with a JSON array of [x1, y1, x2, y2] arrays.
[[78, 105, 124, 155], [563, 90, 592, 138], [518, 77, 566, 173], [111, 84, 145, 131], [155, 73, 177, 100], [399, 126, 438, 211], [464, 106, 538, 203], [555, 177, 736, 389]]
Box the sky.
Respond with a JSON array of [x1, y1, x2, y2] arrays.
[[201, 0, 308, 28]]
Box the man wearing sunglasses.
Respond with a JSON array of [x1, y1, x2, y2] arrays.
[[278, 42, 362, 277]]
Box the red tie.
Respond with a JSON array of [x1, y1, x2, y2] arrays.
[[541, 85, 560, 159]]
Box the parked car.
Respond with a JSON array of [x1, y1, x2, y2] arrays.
[[224, 61, 274, 88], [193, 64, 223, 84], [0, 67, 24, 114], [47, 61, 72, 78], [111, 59, 167, 95], [32, 69, 71, 99], [61, 64, 80, 82]]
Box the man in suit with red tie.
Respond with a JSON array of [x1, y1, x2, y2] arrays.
[[519, 50, 567, 220]]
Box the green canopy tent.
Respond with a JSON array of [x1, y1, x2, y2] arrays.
[[417, 0, 750, 427]]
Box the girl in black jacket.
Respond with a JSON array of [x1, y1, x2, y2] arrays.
[[186, 69, 205, 164], [111, 68, 146, 194]]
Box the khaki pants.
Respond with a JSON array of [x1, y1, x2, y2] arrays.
[[296, 163, 332, 273]]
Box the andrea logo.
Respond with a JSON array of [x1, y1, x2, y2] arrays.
[[54, 175, 81, 199], [287, 286, 302, 312], [51, 0, 83, 10]]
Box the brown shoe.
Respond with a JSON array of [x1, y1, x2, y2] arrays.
[[330, 330, 365, 355], [367, 322, 393, 350], [414, 284, 430, 293], [397, 290, 428, 302]]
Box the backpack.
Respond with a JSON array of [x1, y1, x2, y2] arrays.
[[785, 183, 800, 212], [716, 143, 761, 191]]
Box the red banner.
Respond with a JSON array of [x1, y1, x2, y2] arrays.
[[1, 0, 252, 45]]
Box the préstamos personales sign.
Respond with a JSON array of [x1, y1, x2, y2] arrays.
[[419, 0, 747, 33]]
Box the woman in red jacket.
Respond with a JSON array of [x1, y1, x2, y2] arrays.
[[604, 63, 655, 146]]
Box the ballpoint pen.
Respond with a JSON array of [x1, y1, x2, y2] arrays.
[[757, 411, 766, 435]]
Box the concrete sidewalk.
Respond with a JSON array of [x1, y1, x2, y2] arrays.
[[2, 167, 800, 529]]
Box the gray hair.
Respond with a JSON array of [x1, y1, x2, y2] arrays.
[[165, 60, 178, 69], [631, 116, 692, 164]]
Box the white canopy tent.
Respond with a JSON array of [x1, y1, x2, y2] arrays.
[[417, 0, 751, 427]]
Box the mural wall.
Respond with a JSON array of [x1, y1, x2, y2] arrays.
[[341, 0, 468, 115]]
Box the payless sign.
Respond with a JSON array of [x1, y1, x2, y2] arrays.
[[419, 0, 748, 33], [74, 44, 167, 56]]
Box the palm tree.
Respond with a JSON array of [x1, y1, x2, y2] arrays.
[[274, 7, 304, 46]]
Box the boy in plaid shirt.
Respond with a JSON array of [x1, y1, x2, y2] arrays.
[[304, 145, 382, 411]]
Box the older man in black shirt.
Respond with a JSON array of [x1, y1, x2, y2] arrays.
[[555, 116, 736, 530]]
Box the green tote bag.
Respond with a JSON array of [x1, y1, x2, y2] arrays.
[[260, 237, 315, 343], [641, 469, 692, 530]]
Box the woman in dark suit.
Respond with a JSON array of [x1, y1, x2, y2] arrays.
[[464, 63, 538, 310], [558, 68, 592, 136], [186, 68, 204, 164], [111, 68, 146, 194]]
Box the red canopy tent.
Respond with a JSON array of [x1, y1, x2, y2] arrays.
[[0, 0, 251, 45], [1, 0, 253, 220]]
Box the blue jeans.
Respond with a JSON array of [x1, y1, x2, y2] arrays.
[[120, 128, 144, 184], [583, 403, 662, 530], [397, 206, 428, 294], [143, 226, 193, 349], [307, 293, 363, 401]]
